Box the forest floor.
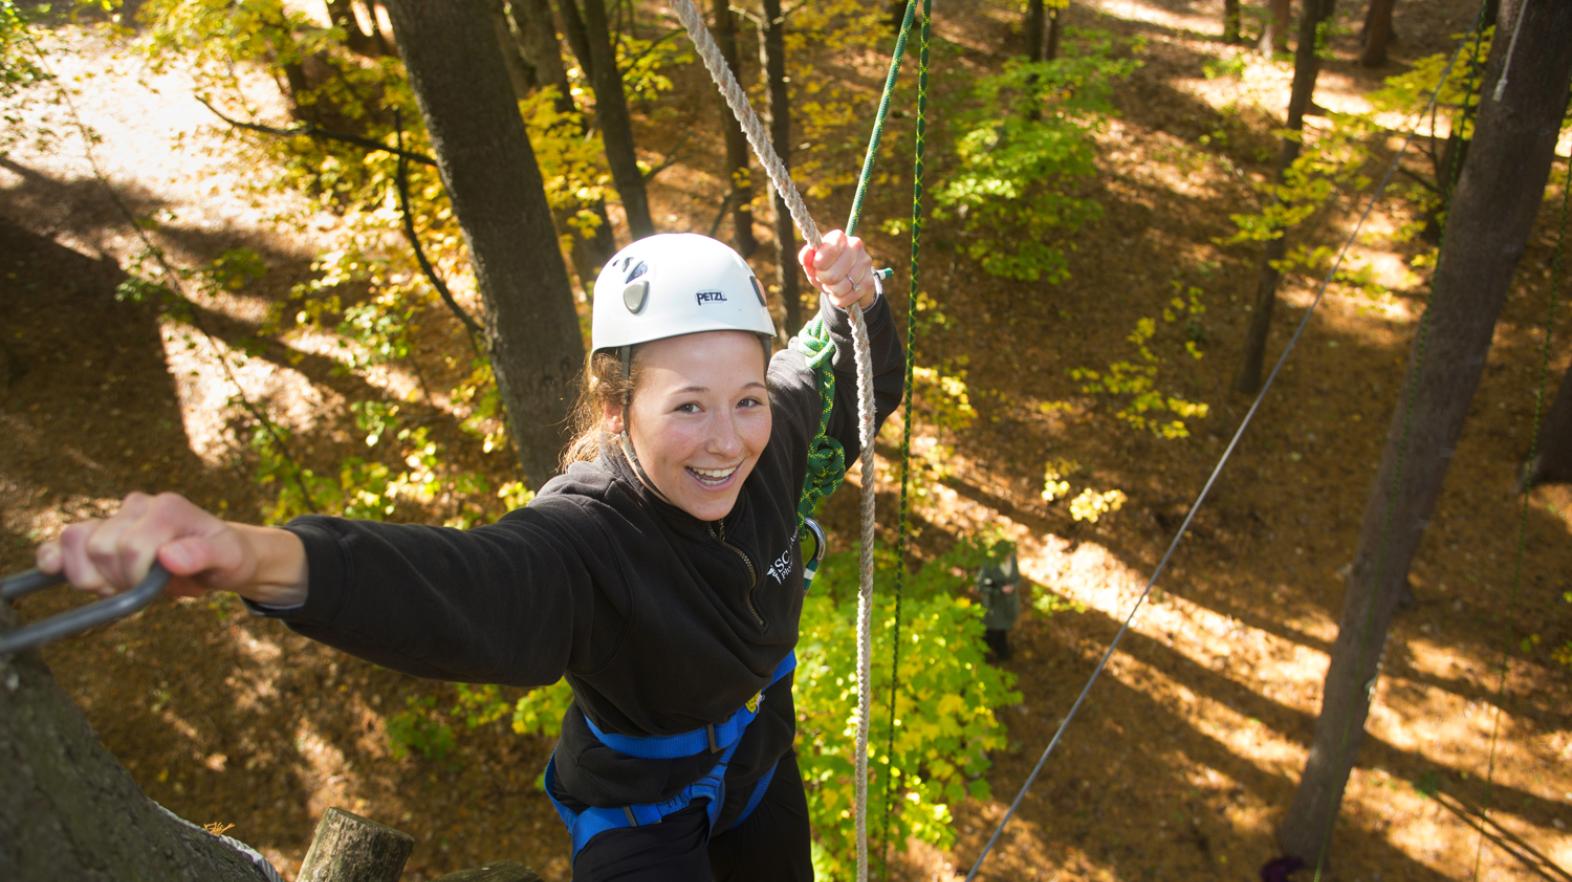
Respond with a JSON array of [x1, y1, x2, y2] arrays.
[[2, 1, 1570, 880]]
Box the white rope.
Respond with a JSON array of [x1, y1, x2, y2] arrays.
[[1491, 0, 1530, 102], [668, 2, 878, 879]]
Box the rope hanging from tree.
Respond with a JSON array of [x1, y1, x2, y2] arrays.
[[668, 2, 924, 879]]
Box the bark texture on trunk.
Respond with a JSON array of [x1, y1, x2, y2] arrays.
[[571, 0, 655, 238], [1277, 0, 1572, 864], [759, 0, 800, 335], [1235, 0, 1336, 394], [297, 807, 414, 882], [0, 606, 264, 882], [384, 0, 587, 488], [713, 0, 759, 257]]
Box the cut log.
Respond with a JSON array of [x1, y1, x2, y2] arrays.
[[296, 807, 415, 882]]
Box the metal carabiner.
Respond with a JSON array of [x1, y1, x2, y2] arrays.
[[0, 564, 170, 656], [800, 517, 828, 591]]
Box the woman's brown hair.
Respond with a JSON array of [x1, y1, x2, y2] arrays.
[[558, 349, 638, 471]]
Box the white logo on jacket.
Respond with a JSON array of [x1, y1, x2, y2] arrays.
[[766, 541, 793, 584]]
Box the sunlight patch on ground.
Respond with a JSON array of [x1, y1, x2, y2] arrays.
[[161, 315, 341, 467], [293, 716, 354, 820], [282, 325, 446, 413], [1087, 0, 1215, 38], [957, 803, 1120, 882]]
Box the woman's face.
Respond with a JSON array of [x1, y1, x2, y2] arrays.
[[610, 330, 771, 522]]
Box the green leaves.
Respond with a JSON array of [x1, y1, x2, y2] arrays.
[[934, 31, 1138, 282], [795, 547, 1022, 878]]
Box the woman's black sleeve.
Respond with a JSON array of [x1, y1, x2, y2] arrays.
[[254, 498, 617, 687]]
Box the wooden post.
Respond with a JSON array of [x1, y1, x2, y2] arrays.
[[431, 861, 544, 882], [297, 807, 415, 882]]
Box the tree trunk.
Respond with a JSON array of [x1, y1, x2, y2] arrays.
[[1277, 0, 1572, 866], [1525, 360, 1572, 487], [1358, 0, 1396, 66], [1235, 0, 1337, 394], [513, 0, 574, 116], [566, 0, 655, 238], [713, 0, 759, 257], [759, 0, 800, 336], [1224, 0, 1243, 43], [489, 0, 538, 100], [0, 606, 265, 882], [297, 807, 414, 882], [554, 0, 594, 80], [1259, 0, 1292, 55], [327, 0, 384, 57], [510, 0, 619, 285], [1044, 4, 1063, 62], [1025, 0, 1045, 61], [383, 0, 587, 488]]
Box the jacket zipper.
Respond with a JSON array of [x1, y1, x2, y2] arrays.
[[712, 520, 765, 628]]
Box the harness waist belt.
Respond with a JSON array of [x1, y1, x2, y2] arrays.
[[581, 651, 796, 759]]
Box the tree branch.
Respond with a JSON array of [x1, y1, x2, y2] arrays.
[[195, 95, 439, 167], [642, 127, 696, 182], [393, 112, 487, 350]]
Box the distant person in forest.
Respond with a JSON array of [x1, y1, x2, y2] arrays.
[[975, 539, 1021, 661], [30, 229, 903, 881]]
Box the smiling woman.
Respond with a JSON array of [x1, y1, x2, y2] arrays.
[[31, 228, 904, 882]]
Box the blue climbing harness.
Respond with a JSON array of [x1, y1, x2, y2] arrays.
[[544, 650, 797, 857], [544, 518, 828, 859]]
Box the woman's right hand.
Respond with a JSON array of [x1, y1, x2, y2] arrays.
[[36, 492, 308, 606]]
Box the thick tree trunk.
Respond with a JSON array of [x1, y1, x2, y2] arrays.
[[1525, 360, 1572, 487], [1277, 0, 1572, 866], [1025, 0, 1045, 61], [383, 0, 587, 488], [1235, 0, 1336, 394], [1358, 0, 1396, 66], [1223, 0, 1243, 43], [0, 605, 265, 882], [568, 0, 655, 238], [1259, 0, 1292, 55], [712, 0, 759, 257], [759, 0, 800, 335]]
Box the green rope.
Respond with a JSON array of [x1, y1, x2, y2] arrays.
[[878, 0, 929, 877], [790, 0, 920, 539], [845, 0, 917, 239], [791, 316, 846, 539]]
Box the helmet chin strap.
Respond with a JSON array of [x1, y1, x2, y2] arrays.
[[616, 420, 678, 511]]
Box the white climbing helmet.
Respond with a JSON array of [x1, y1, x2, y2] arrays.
[[591, 233, 775, 353]]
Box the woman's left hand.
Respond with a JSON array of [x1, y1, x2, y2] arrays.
[[799, 229, 877, 311]]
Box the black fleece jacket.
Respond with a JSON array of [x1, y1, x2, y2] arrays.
[[262, 297, 903, 826]]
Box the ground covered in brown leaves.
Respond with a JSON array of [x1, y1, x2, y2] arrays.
[[2, 1, 1569, 880]]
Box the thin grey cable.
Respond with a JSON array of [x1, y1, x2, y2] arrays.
[[964, 38, 1471, 881]]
